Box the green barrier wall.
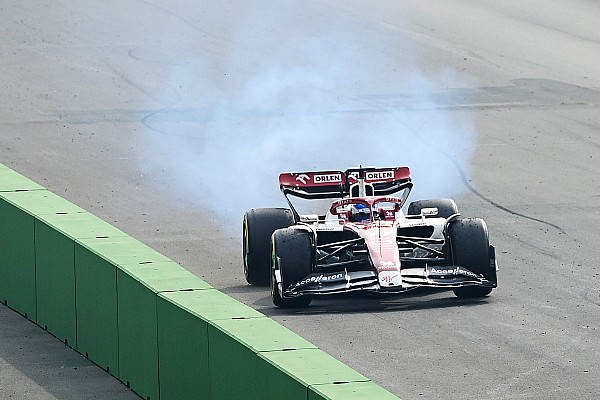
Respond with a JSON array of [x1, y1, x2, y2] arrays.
[[0, 164, 401, 400], [0, 193, 37, 321], [118, 260, 212, 399]]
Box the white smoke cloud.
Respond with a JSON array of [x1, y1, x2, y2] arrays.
[[135, 4, 477, 231]]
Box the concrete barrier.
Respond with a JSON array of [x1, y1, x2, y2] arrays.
[[0, 164, 400, 400]]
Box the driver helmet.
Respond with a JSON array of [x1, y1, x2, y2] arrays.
[[350, 203, 370, 222]]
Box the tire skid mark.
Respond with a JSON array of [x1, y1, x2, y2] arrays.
[[450, 157, 568, 236], [350, 89, 571, 236], [362, 104, 570, 235], [136, 0, 252, 51], [489, 221, 561, 260]]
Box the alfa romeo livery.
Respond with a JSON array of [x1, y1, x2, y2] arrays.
[[243, 166, 498, 308]]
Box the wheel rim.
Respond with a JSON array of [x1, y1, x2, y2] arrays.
[[243, 215, 249, 279], [270, 240, 278, 299]]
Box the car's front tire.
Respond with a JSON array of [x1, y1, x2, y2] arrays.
[[271, 227, 313, 308], [243, 208, 294, 286], [448, 218, 497, 298]]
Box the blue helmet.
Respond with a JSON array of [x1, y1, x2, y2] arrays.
[[350, 203, 370, 222]]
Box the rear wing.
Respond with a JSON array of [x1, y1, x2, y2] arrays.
[[279, 166, 413, 200]]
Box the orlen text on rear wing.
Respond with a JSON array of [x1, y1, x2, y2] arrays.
[[279, 166, 413, 200], [279, 171, 347, 200], [279, 167, 413, 221], [346, 166, 412, 197]]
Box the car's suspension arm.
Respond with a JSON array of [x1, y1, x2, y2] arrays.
[[397, 236, 445, 256], [318, 238, 364, 263]]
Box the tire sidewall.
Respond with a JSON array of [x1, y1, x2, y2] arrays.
[[448, 218, 496, 297], [271, 227, 313, 308], [243, 208, 294, 286]]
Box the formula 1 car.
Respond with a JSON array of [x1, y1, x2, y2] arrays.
[[243, 166, 498, 308]]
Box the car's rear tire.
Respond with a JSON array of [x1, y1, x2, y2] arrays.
[[243, 208, 294, 286], [271, 227, 313, 308], [448, 218, 497, 298], [408, 198, 459, 218]]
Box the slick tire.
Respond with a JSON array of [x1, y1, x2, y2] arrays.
[[243, 208, 294, 286], [448, 218, 497, 298], [407, 199, 459, 218], [271, 227, 313, 308]]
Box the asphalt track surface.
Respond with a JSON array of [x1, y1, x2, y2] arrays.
[[2, 1, 600, 399]]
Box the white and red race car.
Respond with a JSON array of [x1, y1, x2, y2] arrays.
[[243, 166, 498, 308]]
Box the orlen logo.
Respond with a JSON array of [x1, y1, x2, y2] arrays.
[[295, 174, 311, 184], [314, 174, 342, 183], [366, 170, 393, 181]]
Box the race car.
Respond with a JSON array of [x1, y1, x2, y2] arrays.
[[243, 166, 498, 308]]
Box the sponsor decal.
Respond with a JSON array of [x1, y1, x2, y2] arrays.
[[380, 273, 399, 283], [314, 173, 342, 183], [335, 198, 358, 207], [366, 170, 393, 181], [378, 260, 400, 272], [406, 221, 426, 227], [367, 237, 396, 250], [296, 174, 311, 184], [427, 266, 480, 279], [294, 272, 345, 288], [348, 172, 359, 183], [316, 226, 340, 231], [378, 271, 402, 286]]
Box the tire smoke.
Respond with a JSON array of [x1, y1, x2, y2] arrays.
[[134, 3, 477, 230]]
